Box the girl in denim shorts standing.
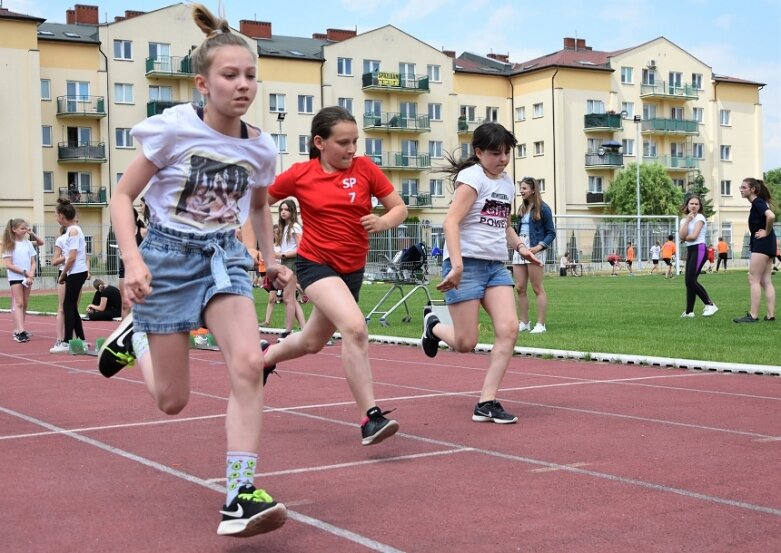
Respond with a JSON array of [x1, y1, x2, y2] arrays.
[[420, 122, 540, 424], [97, 4, 289, 539]]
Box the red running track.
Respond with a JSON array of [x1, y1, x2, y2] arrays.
[[1, 313, 780, 552]]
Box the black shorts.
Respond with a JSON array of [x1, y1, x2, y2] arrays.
[[652, 259, 659, 265], [8, 280, 23, 286], [296, 254, 364, 302], [663, 258, 672, 266]]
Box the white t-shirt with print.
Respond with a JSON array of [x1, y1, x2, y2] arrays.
[[685, 213, 707, 246], [2, 240, 37, 281], [279, 222, 302, 254], [443, 163, 514, 262], [65, 225, 89, 274], [131, 103, 278, 235]]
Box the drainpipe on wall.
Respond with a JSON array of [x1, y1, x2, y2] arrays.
[[550, 68, 559, 216]]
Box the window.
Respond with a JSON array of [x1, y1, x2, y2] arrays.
[[622, 139, 635, 156], [43, 172, 53, 193], [586, 99, 605, 114], [148, 42, 170, 61], [40, 79, 51, 100], [149, 85, 173, 102], [115, 128, 134, 148], [298, 95, 314, 114], [533, 103, 544, 118], [621, 102, 634, 118], [84, 235, 93, 255], [401, 139, 418, 164], [269, 94, 286, 113], [693, 107, 704, 123], [399, 62, 416, 86], [720, 180, 731, 196], [670, 107, 684, 120], [429, 179, 444, 197], [672, 178, 685, 189], [720, 109, 731, 126], [338, 97, 353, 114], [337, 57, 352, 76], [588, 176, 603, 193], [537, 179, 545, 193], [363, 59, 380, 74], [643, 140, 657, 158], [515, 106, 526, 121], [642, 68, 656, 85], [67, 171, 91, 193], [428, 141, 443, 159], [533, 141, 544, 156], [401, 178, 419, 196], [485, 107, 498, 122], [400, 102, 417, 119], [720, 223, 733, 249], [460, 143, 473, 158], [587, 138, 600, 154], [428, 103, 442, 121], [427, 64, 441, 83], [42, 126, 52, 147], [298, 135, 309, 155], [365, 138, 382, 165], [720, 145, 731, 161], [693, 143, 704, 159], [643, 103, 657, 120], [668, 72, 683, 93], [691, 73, 703, 90], [670, 142, 685, 158], [272, 134, 287, 153], [113, 39, 132, 60], [114, 83, 134, 104], [620, 67, 633, 84], [517, 143, 526, 158], [192, 89, 205, 107], [460, 105, 476, 121]]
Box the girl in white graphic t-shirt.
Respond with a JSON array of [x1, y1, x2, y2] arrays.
[[2, 218, 43, 342], [420, 122, 541, 424]]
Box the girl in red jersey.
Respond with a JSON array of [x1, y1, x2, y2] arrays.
[[264, 106, 408, 445]]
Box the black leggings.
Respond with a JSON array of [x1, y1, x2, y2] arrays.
[[63, 271, 88, 341], [684, 244, 712, 313], [716, 253, 727, 271]]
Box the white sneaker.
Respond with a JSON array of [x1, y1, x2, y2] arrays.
[[529, 323, 547, 334], [518, 321, 531, 332], [680, 312, 695, 318], [49, 341, 69, 354], [702, 304, 719, 317]]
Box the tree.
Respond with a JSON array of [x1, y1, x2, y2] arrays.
[[605, 162, 683, 216], [764, 168, 781, 219], [685, 173, 714, 219]]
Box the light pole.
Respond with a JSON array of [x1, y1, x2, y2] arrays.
[[276, 112, 286, 173], [634, 114, 642, 269]]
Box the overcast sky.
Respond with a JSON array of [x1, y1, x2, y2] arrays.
[[13, 0, 781, 171]]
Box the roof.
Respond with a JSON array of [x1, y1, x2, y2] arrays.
[[0, 7, 45, 23], [257, 34, 329, 61], [713, 74, 766, 87], [454, 52, 511, 75], [37, 22, 100, 44], [509, 46, 618, 75]]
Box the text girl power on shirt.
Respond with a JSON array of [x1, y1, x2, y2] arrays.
[[479, 195, 512, 227]]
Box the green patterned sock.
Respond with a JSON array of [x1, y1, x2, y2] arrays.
[[226, 452, 257, 504]]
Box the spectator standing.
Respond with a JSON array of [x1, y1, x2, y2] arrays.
[[662, 234, 677, 279], [649, 241, 661, 274], [715, 236, 729, 272], [678, 195, 718, 318], [2, 218, 43, 342]]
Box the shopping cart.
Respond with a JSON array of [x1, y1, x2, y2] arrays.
[[365, 243, 432, 326]]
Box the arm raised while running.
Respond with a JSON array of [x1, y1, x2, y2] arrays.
[[360, 190, 407, 234]]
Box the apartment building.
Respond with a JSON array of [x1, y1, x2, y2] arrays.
[[0, 2, 764, 262]]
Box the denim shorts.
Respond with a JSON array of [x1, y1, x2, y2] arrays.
[[133, 224, 254, 333], [442, 257, 514, 305], [296, 254, 364, 302]]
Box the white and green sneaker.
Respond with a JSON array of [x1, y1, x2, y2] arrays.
[[97, 315, 135, 377]]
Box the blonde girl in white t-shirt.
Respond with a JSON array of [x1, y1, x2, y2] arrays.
[[275, 198, 306, 339], [2, 218, 43, 342]]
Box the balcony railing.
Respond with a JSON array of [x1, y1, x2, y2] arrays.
[[56, 95, 106, 118], [586, 192, 605, 204], [363, 112, 431, 132], [58, 187, 107, 205], [457, 117, 485, 134], [645, 155, 700, 171], [584, 152, 624, 167], [583, 113, 623, 131], [368, 152, 431, 170], [641, 118, 699, 135], [361, 71, 429, 93], [640, 81, 699, 100], [145, 56, 195, 78], [400, 192, 432, 208], [57, 141, 107, 163]]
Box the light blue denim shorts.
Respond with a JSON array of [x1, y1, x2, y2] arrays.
[[133, 224, 254, 333], [442, 257, 514, 305]]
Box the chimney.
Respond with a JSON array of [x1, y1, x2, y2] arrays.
[[312, 32, 327, 40], [240, 20, 272, 39], [575, 38, 591, 51], [123, 10, 145, 19], [325, 28, 357, 42], [487, 52, 509, 63], [66, 4, 99, 25], [442, 50, 456, 58], [563, 37, 576, 50]]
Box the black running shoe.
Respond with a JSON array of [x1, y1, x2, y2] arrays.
[[97, 315, 135, 377], [16, 331, 30, 343], [733, 313, 759, 324], [217, 484, 287, 537], [361, 406, 399, 445], [472, 400, 518, 424], [421, 307, 441, 358], [260, 340, 277, 385]]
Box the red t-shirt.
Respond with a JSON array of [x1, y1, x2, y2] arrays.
[[269, 156, 394, 273]]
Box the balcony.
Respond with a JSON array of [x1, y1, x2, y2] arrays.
[[457, 117, 485, 134], [586, 192, 605, 204], [363, 112, 430, 133], [147, 100, 203, 117], [56, 96, 106, 118], [640, 81, 699, 100], [145, 56, 195, 79], [584, 152, 624, 168], [645, 155, 700, 172], [583, 113, 623, 132], [361, 71, 429, 93], [401, 192, 433, 208], [57, 141, 107, 164], [641, 118, 699, 135], [58, 187, 108, 206], [368, 151, 431, 170]]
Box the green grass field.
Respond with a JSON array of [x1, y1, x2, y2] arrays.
[[2, 270, 777, 366]]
